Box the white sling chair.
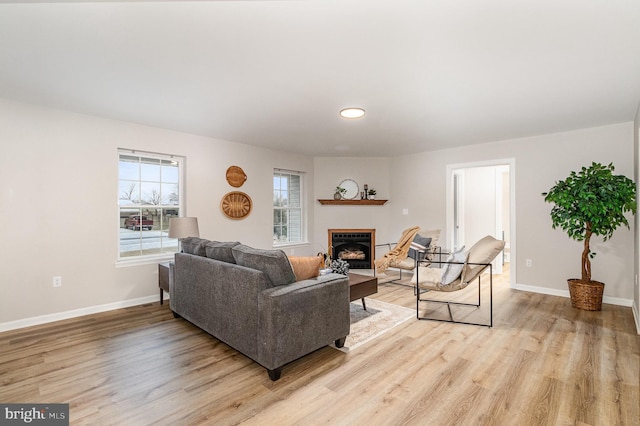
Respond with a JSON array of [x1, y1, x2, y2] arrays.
[[412, 235, 505, 327]]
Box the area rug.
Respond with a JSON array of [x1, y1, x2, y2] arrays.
[[331, 299, 415, 353]]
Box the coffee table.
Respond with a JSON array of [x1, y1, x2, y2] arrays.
[[348, 273, 378, 310]]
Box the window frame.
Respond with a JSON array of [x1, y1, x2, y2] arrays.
[[116, 149, 185, 266], [273, 169, 307, 247]]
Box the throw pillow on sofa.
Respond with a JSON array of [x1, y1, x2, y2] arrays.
[[205, 241, 241, 263], [181, 237, 210, 256], [232, 244, 297, 286], [287, 256, 324, 281]]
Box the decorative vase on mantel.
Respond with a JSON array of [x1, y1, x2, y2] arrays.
[[334, 186, 346, 200]]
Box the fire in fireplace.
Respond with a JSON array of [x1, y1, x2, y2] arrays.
[[328, 229, 375, 269]]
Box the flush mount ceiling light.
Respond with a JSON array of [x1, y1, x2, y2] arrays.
[[340, 107, 366, 119]]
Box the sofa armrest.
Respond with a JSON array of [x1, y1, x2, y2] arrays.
[[257, 273, 350, 370]]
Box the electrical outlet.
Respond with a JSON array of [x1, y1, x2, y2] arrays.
[[53, 276, 62, 287], [525, 259, 532, 268]]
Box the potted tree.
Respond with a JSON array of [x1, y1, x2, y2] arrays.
[[542, 162, 636, 311]]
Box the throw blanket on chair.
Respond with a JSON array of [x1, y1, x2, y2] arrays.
[[375, 226, 421, 274]]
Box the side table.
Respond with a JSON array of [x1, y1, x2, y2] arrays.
[[158, 262, 171, 305]]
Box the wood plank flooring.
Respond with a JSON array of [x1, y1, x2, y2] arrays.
[[1, 267, 638, 425]]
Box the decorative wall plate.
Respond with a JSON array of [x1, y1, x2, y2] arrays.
[[226, 166, 247, 187], [221, 191, 252, 219]]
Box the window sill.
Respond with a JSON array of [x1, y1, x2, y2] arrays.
[[273, 241, 310, 249], [116, 253, 175, 268]]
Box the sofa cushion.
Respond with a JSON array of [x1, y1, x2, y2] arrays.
[[232, 244, 296, 286], [205, 241, 241, 263], [287, 256, 323, 281], [181, 237, 210, 256]]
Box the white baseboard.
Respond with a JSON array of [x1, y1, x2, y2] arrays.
[[633, 303, 640, 335], [0, 294, 168, 333], [513, 283, 633, 307]]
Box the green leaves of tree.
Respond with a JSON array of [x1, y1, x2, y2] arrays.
[[542, 162, 636, 281], [543, 162, 636, 241]]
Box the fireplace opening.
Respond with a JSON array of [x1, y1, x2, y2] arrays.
[[328, 229, 375, 269]]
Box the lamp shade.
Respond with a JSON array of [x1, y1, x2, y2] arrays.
[[168, 217, 200, 239]]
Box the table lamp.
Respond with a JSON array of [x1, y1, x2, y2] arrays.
[[168, 217, 200, 251]]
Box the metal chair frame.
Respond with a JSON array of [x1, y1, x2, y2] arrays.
[[374, 242, 418, 283], [374, 243, 440, 294], [415, 258, 493, 328]]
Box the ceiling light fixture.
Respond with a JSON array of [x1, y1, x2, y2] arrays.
[[340, 107, 366, 119]]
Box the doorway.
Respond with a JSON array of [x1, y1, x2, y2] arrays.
[[446, 159, 515, 287]]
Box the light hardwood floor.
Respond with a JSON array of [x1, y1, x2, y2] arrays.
[[1, 267, 638, 425]]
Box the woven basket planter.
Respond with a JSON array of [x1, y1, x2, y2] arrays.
[[567, 279, 604, 311]]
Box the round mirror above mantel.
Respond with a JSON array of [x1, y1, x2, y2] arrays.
[[338, 179, 359, 200]]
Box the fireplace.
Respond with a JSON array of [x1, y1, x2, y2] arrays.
[[328, 229, 375, 269]]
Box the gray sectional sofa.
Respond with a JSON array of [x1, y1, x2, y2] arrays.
[[169, 237, 350, 381]]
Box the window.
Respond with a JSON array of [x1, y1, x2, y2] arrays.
[[118, 150, 184, 261], [273, 169, 304, 245]]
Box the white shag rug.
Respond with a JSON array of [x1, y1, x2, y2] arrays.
[[332, 298, 415, 352]]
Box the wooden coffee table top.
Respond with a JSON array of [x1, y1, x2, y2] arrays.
[[348, 272, 375, 285], [348, 273, 378, 302]]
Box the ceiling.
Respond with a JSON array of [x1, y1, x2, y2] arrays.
[[1, 0, 639, 157]]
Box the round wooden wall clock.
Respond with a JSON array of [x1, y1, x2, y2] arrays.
[[226, 166, 247, 188], [221, 191, 252, 219]]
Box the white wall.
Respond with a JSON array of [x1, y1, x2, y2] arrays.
[[390, 123, 635, 303], [0, 99, 315, 327], [312, 157, 393, 253]]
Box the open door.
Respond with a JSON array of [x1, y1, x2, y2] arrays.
[[448, 160, 514, 281]]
